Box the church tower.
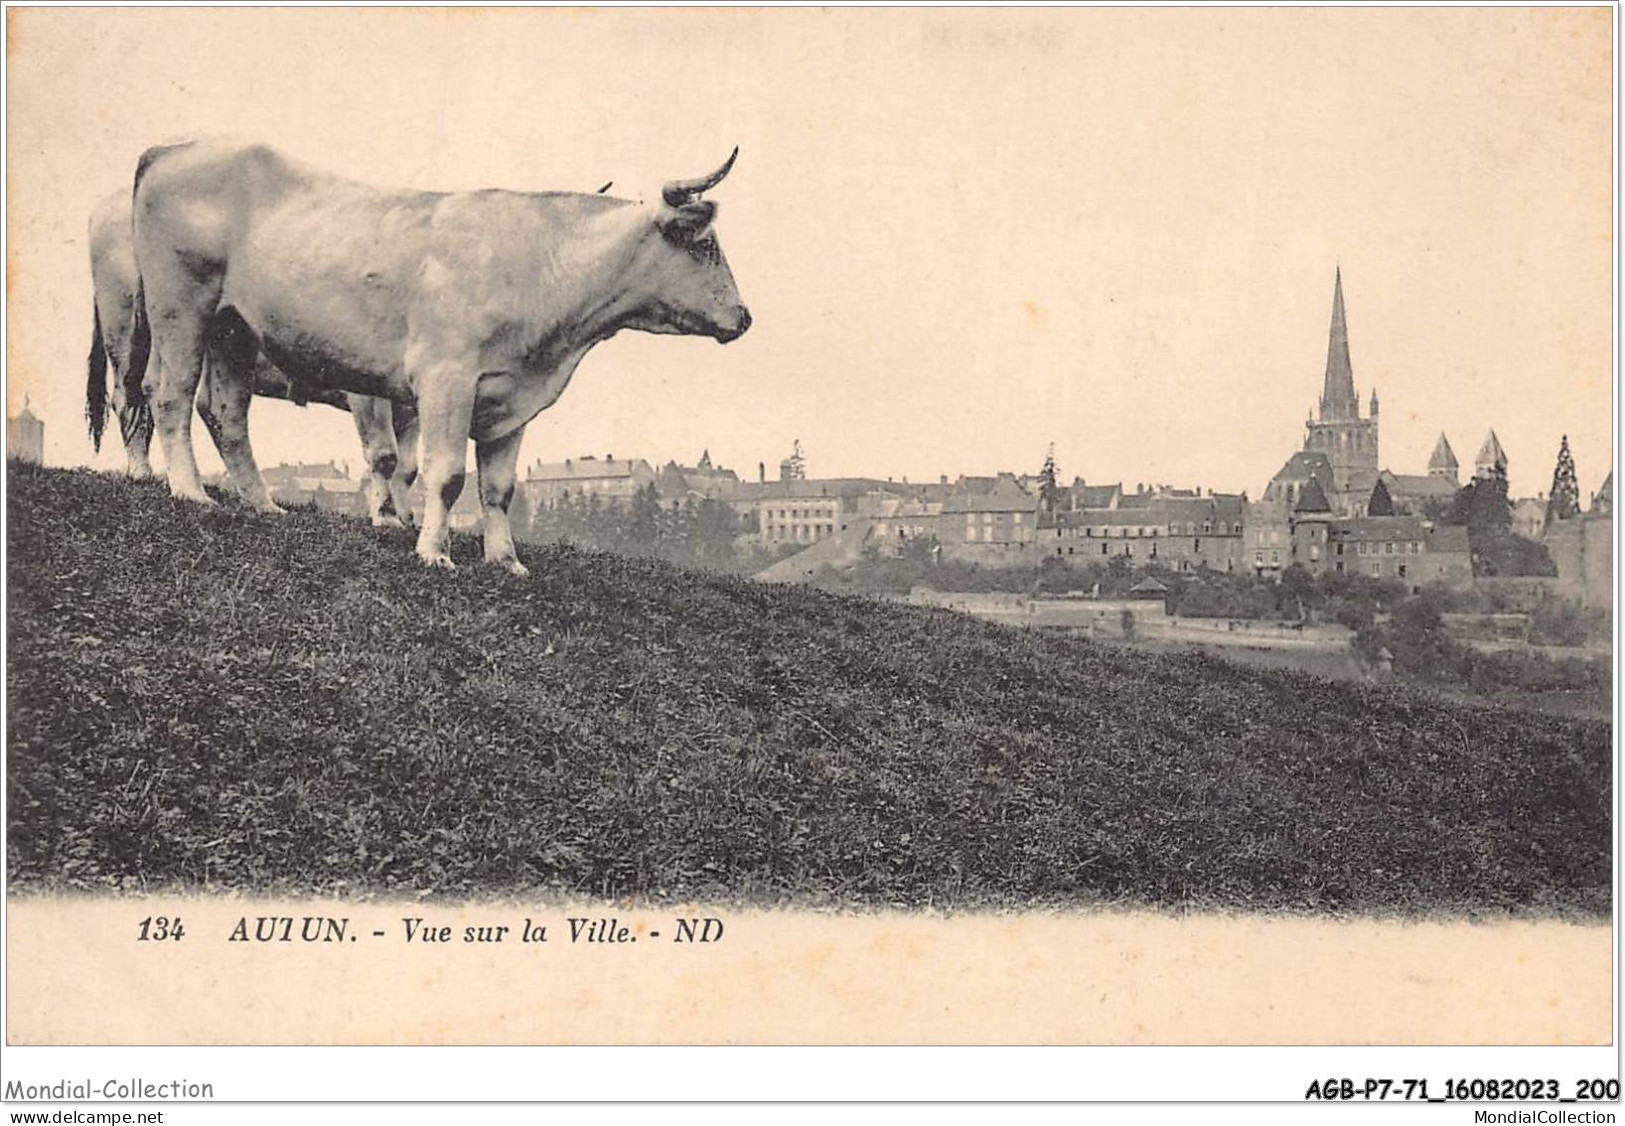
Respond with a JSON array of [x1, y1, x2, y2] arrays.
[[1428, 433, 1459, 484], [1302, 268, 1379, 515]]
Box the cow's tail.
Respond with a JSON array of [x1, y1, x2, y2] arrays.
[[86, 304, 109, 451], [122, 277, 154, 450]]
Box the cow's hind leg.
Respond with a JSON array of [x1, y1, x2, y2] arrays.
[[109, 364, 155, 479], [200, 314, 282, 514], [139, 244, 224, 506], [412, 366, 475, 570], [476, 425, 528, 576], [147, 309, 216, 506], [347, 393, 406, 528]]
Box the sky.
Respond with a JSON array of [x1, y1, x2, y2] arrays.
[[6, 7, 1614, 501]]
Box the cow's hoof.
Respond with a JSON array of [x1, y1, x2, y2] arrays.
[[372, 513, 406, 529], [418, 552, 456, 571], [490, 557, 530, 577], [173, 488, 218, 508], [252, 501, 286, 517]]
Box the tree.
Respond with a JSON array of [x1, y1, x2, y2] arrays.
[[1442, 473, 1555, 576], [1366, 477, 1395, 516], [1545, 434, 1581, 528], [1278, 563, 1320, 620], [1442, 474, 1511, 535], [627, 482, 661, 552]]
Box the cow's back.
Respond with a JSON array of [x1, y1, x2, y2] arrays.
[[134, 138, 443, 399]]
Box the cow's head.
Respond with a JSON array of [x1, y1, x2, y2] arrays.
[[624, 150, 751, 344]]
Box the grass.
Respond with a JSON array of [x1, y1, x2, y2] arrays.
[[5, 462, 1612, 916]]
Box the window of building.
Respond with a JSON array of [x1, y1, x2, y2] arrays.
[[1271, 550, 1279, 564], [1398, 564, 1407, 579], [1335, 561, 1344, 573], [1102, 544, 1109, 556], [1255, 551, 1264, 565], [1385, 542, 1393, 554], [1310, 545, 1320, 561], [1013, 513, 1023, 524], [1373, 561, 1382, 576]]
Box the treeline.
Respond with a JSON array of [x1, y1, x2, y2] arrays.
[[815, 542, 1607, 698], [1358, 591, 1609, 696], [512, 484, 790, 575], [813, 540, 1412, 625]]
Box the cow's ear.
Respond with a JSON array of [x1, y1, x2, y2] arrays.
[[658, 199, 716, 244]]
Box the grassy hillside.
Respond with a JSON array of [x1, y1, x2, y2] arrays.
[[6, 463, 1612, 915]]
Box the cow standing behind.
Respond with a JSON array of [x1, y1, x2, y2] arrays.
[[128, 138, 749, 573], [86, 189, 422, 526]]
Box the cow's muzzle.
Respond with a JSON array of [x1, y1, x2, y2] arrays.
[[715, 307, 752, 343]]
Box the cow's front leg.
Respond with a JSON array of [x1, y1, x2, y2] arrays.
[[475, 425, 528, 576], [346, 393, 405, 528], [412, 367, 475, 570]]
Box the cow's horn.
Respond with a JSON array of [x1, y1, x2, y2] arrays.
[[662, 147, 738, 207]]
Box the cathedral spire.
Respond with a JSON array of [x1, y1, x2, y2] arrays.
[[1320, 267, 1358, 421]]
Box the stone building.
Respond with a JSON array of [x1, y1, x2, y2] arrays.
[[7, 398, 43, 464], [1544, 470, 1612, 610], [1325, 516, 1443, 586], [1377, 469, 1459, 519], [1264, 449, 1336, 513], [521, 455, 657, 511], [263, 461, 369, 518], [1245, 497, 1293, 578], [1511, 495, 1548, 541], [942, 474, 1041, 551], [869, 495, 945, 547], [728, 477, 907, 546], [1053, 490, 1245, 572], [656, 450, 740, 501]]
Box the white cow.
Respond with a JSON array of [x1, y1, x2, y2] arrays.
[[129, 139, 749, 572]]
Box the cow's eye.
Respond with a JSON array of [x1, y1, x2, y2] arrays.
[[687, 237, 719, 265]]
